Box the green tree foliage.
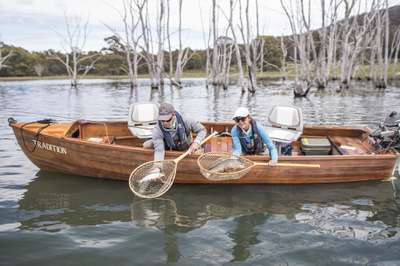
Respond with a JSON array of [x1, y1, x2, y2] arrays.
[[0, 44, 35, 76], [258, 36, 283, 71]]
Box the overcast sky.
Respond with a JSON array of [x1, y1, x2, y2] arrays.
[[0, 0, 399, 52]]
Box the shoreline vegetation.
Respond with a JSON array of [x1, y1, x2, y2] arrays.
[[1, 67, 399, 83]]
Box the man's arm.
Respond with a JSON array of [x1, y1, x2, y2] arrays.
[[231, 126, 242, 157], [152, 126, 166, 161], [184, 118, 207, 144], [256, 122, 278, 162]]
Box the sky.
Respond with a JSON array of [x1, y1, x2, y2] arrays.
[[0, 0, 399, 52]]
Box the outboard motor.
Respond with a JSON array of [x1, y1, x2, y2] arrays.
[[371, 111, 400, 153], [128, 103, 159, 139]]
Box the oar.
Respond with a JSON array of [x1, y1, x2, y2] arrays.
[[129, 132, 218, 198]]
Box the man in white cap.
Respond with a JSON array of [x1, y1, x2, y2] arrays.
[[231, 107, 278, 165], [146, 102, 207, 161]]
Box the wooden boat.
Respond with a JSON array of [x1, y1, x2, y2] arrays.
[[9, 119, 399, 184]]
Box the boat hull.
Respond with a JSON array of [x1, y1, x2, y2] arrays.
[[10, 121, 399, 184]]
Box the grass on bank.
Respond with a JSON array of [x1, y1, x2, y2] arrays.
[[0, 64, 399, 81]]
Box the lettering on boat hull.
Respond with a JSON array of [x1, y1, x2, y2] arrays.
[[32, 140, 67, 155]]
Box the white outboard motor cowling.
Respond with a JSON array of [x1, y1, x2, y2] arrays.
[[128, 103, 159, 139]]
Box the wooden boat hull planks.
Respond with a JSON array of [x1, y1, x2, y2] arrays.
[[9, 120, 399, 184]]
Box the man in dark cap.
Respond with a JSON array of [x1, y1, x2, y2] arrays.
[[144, 102, 207, 161]]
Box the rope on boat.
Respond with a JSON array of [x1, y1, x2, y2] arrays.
[[10, 117, 58, 153]]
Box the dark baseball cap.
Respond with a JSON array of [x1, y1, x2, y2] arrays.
[[158, 103, 175, 121]]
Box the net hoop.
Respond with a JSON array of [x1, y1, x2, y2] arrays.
[[129, 160, 176, 198], [197, 152, 254, 181], [129, 131, 219, 198]]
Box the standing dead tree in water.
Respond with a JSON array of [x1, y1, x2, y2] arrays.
[[173, 0, 193, 86], [48, 13, 101, 87], [166, 0, 173, 78], [135, 0, 166, 89], [338, 1, 379, 90], [106, 0, 143, 88], [209, 0, 233, 89], [199, 2, 212, 88], [238, 0, 259, 93], [314, 0, 339, 89], [281, 0, 393, 92], [0, 42, 13, 71], [369, 0, 390, 89], [389, 27, 400, 80], [210, 0, 219, 86], [198, 1, 212, 88], [281, 0, 341, 91], [279, 35, 288, 81], [228, 0, 246, 92], [280, 0, 313, 93], [252, 0, 265, 74], [209, 0, 226, 88]]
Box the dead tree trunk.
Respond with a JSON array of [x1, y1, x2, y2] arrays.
[[228, 0, 246, 92], [280, 36, 288, 81], [0, 42, 13, 71], [390, 27, 400, 79], [208, 0, 233, 89], [199, 2, 211, 87], [166, 0, 173, 78], [49, 14, 100, 87], [238, 0, 257, 93], [174, 0, 193, 86], [280, 0, 312, 92], [136, 0, 165, 89], [210, 0, 219, 86], [106, 0, 142, 88]]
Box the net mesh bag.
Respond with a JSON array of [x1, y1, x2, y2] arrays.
[[129, 160, 177, 198], [197, 152, 254, 181]]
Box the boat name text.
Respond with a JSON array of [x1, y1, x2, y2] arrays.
[[32, 140, 67, 155]]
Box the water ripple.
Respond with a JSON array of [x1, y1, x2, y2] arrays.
[[1, 79, 400, 264]]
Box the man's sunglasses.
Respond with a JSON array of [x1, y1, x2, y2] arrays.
[[234, 117, 247, 123], [161, 116, 173, 123]]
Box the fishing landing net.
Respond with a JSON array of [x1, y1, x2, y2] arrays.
[[197, 152, 320, 181], [129, 132, 219, 198], [129, 160, 177, 198], [197, 152, 254, 181]]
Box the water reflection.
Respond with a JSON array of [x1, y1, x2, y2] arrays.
[[19, 172, 399, 230], [18, 172, 132, 231], [8, 169, 400, 263]]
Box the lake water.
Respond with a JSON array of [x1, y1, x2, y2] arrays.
[[1, 78, 400, 265]]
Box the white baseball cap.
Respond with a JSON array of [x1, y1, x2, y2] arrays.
[[233, 107, 250, 119]]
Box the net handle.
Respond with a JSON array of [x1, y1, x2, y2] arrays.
[[253, 162, 320, 168], [173, 131, 219, 163]]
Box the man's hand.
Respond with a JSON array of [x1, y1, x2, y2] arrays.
[[189, 142, 200, 154], [268, 160, 278, 166]]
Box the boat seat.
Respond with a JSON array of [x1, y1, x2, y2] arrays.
[[265, 105, 303, 144], [204, 136, 232, 153], [328, 136, 369, 155], [128, 103, 158, 139]]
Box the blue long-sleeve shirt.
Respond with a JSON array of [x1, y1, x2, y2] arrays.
[[231, 121, 278, 161]]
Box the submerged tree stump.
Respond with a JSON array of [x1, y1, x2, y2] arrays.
[[293, 81, 311, 98]]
